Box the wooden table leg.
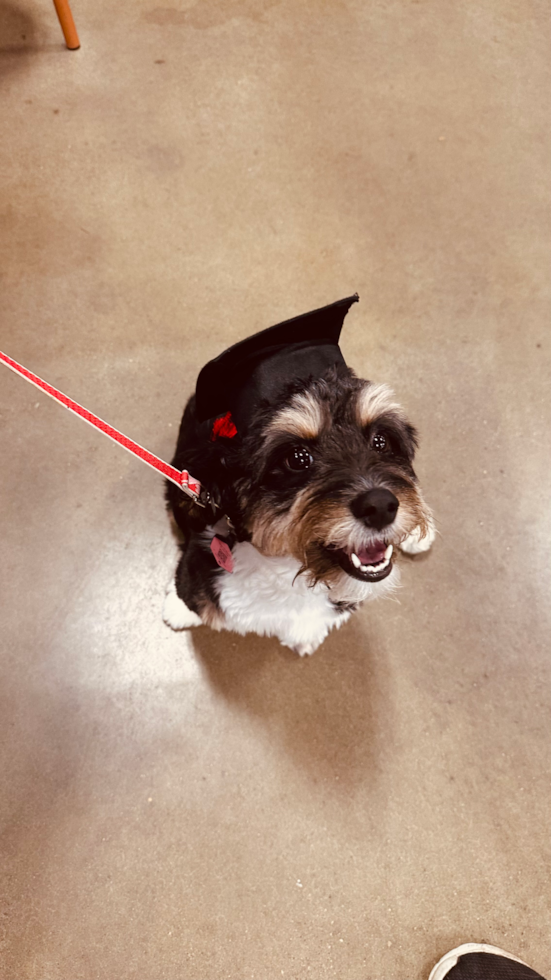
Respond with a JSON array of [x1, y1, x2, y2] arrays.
[[52, 0, 80, 50]]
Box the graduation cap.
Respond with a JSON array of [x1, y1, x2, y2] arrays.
[[195, 293, 359, 434]]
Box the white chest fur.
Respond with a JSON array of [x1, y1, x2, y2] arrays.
[[212, 539, 399, 656], [165, 523, 427, 655], [213, 542, 346, 655]]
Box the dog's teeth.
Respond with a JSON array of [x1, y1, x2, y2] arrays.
[[358, 556, 391, 575], [384, 544, 393, 560], [351, 552, 362, 569]]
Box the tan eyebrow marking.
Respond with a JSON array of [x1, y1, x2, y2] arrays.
[[267, 390, 326, 440], [356, 382, 404, 426]]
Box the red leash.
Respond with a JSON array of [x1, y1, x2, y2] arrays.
[[0, 350, 207, 506]]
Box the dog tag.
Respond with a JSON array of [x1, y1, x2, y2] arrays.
[[210, 536, 234, 573]]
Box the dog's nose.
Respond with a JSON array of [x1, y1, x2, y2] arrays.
[[351, 488, 399, 530]]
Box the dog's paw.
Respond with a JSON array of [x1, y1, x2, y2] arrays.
[[399, 517, 436, 555], [288, 640, 319, 657], [163, 582, 202, 630]]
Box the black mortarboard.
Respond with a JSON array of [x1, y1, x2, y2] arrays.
[[195, 294, 359, 432]]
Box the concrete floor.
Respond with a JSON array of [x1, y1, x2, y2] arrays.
[[1, 0, 550, 977]]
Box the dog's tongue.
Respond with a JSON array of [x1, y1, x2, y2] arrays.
[[355, 543, 386, 566]]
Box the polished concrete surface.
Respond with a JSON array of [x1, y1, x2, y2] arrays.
[[1, 1, 550, 977]]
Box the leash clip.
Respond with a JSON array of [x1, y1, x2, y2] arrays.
[[179, 469, 211, 509], [197, 488, 212, 509]]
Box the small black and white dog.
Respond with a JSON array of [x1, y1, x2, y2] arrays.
[[164, 295, 434, 655]]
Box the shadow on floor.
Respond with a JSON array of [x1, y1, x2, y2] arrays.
[[190, 613, 391, 793]]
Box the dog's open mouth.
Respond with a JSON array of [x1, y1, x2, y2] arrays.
[[331, 541, 394, 582]]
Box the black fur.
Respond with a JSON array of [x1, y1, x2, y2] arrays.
[[172, 532, 225, 616]]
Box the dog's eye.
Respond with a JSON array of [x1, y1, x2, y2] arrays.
[[371, 433, 387, 453], [286, 447, 314, 471]]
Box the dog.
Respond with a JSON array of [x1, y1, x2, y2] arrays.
[[163, 295, 435, 655]]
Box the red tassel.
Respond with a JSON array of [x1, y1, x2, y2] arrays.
[[211, 411, 237, 441]]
